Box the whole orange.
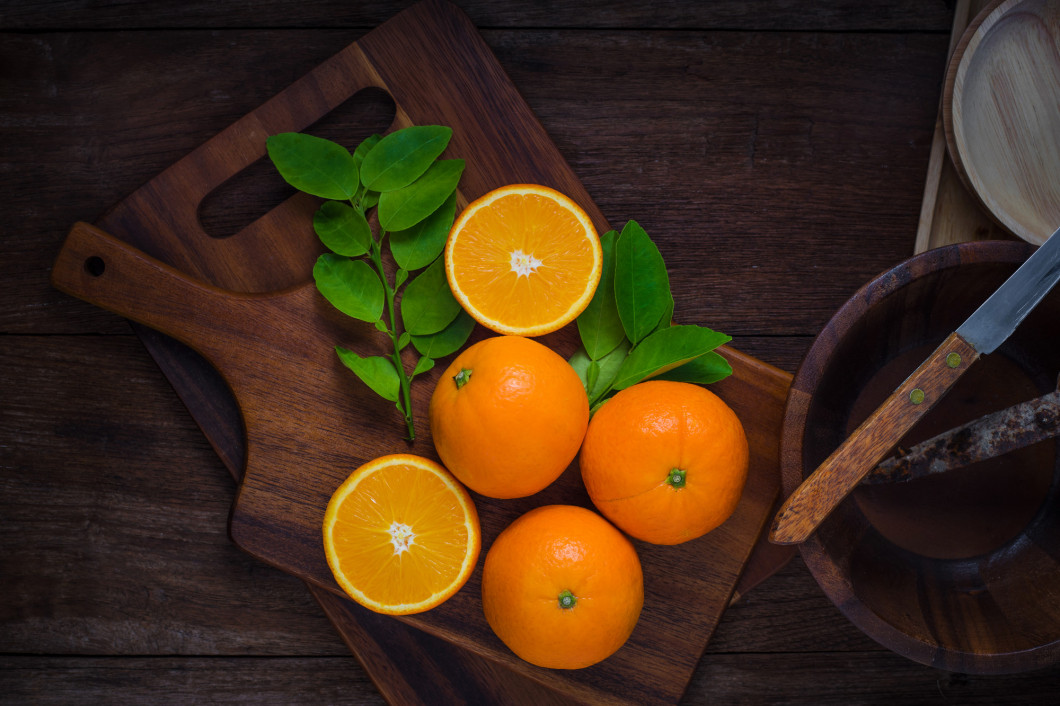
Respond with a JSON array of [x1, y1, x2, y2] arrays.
[[481, 504, 643, 669], [429, 335, 589, 499], [579, 380, 749, 545]]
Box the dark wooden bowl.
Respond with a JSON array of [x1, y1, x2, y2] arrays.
[[781, 240, 1060, 674]]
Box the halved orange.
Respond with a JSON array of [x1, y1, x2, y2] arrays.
[[445, 184, 602, 336], [322, 454, 481, 615]]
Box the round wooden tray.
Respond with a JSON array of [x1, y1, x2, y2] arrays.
[[943, 0, 1060, 246]]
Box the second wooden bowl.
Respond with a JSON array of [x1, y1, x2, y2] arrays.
[[944, 0, 1060, 245], [781, 241, 1060, 673]]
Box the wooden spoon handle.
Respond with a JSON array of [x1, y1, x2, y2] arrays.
[[770, 331, 979, 544], [51, 221, 258, 361]]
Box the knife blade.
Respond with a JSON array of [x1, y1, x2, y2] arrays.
[[770, 225, 1060, 545]]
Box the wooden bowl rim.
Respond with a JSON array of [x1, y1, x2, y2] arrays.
[[942, 0, 1058, 246], [780, 239, 1060, 674]]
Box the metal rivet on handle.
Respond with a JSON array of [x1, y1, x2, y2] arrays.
[[946, 352, 962, 368], [909, 388, 925, 405]]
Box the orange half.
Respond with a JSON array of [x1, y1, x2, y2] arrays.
[[445, 184, 602, 336], [322, 454, 481, 615]]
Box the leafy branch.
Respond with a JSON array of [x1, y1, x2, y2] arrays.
[[267, 126, 474, 440], [569, 220, 732, 412]]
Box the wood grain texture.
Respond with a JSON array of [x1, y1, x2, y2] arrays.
[[771, 331, 979, 544], [46, 4, 790, 703], [780, 240, 1060, 673], [943, 0, 1060, 245], [4, 651, 1058, 705], [8, 0, 1060, 702], [914, 0, 1016, 253], [0, 1, 955, 31]]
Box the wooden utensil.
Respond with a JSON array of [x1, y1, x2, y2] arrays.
[[771, 224, 1060, 545], [778, 240, 1060, 672], [943, 0, 1060, 245], [49, 2, 795, 701], [863, 373, 1060, 484]]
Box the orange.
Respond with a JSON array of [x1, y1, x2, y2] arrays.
[[579, 380, 749, 545], [445, 184, 602, 336], [429, 335, 589, 499], [481, 504, 643, 669], [322, 454, 480, 615]]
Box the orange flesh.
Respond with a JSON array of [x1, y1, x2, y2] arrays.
[[447, 187, 600, 334], [324, 456, 479, 613]]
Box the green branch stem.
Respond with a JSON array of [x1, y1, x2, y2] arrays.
[[369, 233, 416, 441]]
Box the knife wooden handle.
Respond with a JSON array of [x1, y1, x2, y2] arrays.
[[770, 331, 979, 544]]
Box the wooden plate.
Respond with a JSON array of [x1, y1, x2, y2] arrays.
[[943, 0, 1060, 245]]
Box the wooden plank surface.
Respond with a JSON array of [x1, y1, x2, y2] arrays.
[[4, 1, 1060, 703], [46, 4, 789, 702]]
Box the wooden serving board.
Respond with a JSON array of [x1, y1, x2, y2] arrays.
[[51, 2, 792, 703], [915, 0, 1016, 254]]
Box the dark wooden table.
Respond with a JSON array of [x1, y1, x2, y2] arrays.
[[3, 1, 1059, 703]]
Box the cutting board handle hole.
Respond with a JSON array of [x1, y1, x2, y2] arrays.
[[84, 256, 105, 277], [197, 87, 396, 241]]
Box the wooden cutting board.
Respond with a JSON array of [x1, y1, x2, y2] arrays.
[[51, 1, 792, 703]]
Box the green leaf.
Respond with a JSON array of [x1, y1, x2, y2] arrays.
[[266, 133, 358, 200], [352, 134, 382, 171], [313, 201, 371, 257], [378, 160, 464, 232], [360, 125, 453, 192], [400, 255, 462, 335], [611, 324, 731, 390], [410, 309, 475, 359], [390, 191, 458, 271], [653, 293, 675, 333], [361, 190, 380, 210], [655, 350, 733, 385], [569, 338, 631, 402], [614, 220, 671, 345], [577, 229, 625, 360], [412, 355, 436, 377], [312, 253, 384, 323], [398, 332, 411, 351], [335, 347, 401, 402]]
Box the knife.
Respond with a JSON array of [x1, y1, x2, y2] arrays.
[[770, 225, 1060, 545], [862, 374, 1060, 485]]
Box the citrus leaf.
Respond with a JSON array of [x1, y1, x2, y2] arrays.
[[412, 355, 436, 377], [352, 134, 382, 171], [360, 125, 452, 192], [313, 253, 384, 323], [611, 324, 731, 390], [614, 220, 671, 345], [313, 201, 371, 257], [335, 347, 400, 402], [654, 350, 732, 385], [653, 292, 675, 333], [410, 309, 476, 359], [266, 133, 358, 200], [577, 229, 626, 360], [390, 191, 458, 271], [378, 160, 464, 232], [569, 338, 631, 402], [400, 256, 462, 335]]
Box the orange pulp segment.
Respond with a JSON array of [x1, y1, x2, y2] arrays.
[[445, 184, 602, 336], [322, 454, 481, 615]]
